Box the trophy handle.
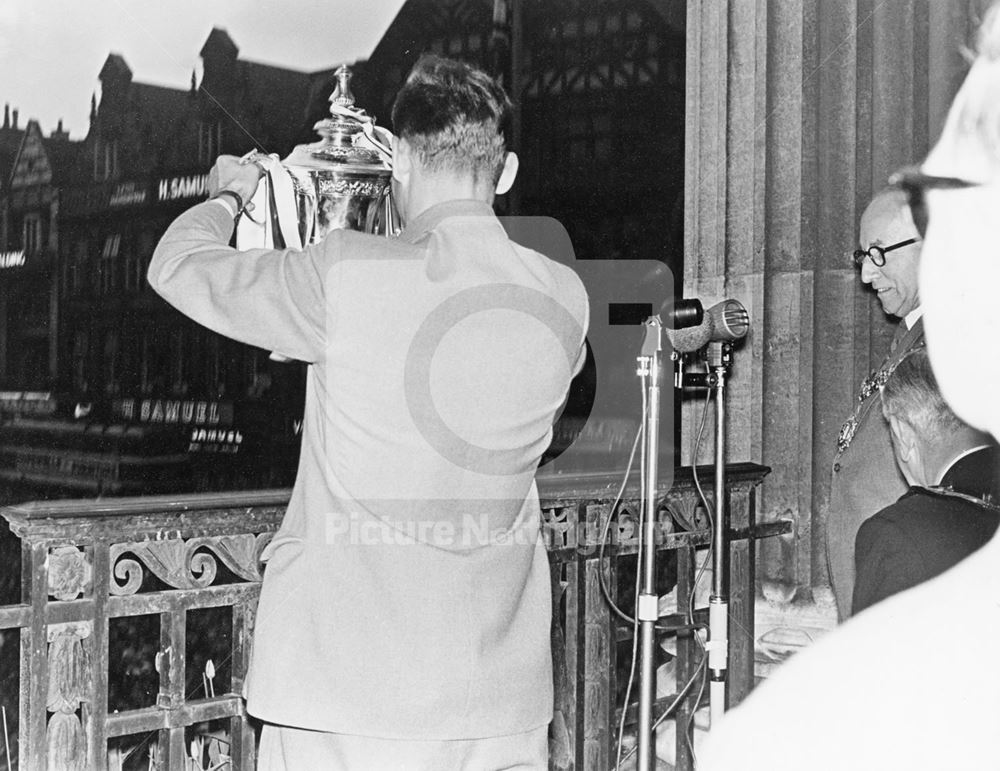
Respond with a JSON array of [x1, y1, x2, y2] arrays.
[[370, 188, 400, 237], [298, 189, 317, 245]]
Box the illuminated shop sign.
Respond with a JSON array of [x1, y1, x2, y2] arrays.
[[188, 427, 244, 454], [109, 181, 148, 207], [14, 451, 117, 480], [157, 174, 209, 202], [0, 251, 25, 269], [15, 452, 116, 482], [114, 398, 233, 426], [0, 391, 55, 415]]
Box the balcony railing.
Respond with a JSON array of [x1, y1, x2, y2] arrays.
[[0, 462, 779, 770]]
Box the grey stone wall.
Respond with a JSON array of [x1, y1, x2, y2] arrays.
[[682, 0, 992, 594]]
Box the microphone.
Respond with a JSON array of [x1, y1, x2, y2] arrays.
[[666, 299, 749, 352], [705, 298, 750, 341], [660, 298, 704, 330]]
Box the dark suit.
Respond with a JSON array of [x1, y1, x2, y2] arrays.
[[852, 446, 1000, 615]]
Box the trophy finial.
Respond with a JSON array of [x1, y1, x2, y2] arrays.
[[288, 62, 385, 166], [330, 65, 356, 111]]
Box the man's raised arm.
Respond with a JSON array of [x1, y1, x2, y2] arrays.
[[149, 155, 326, 363]]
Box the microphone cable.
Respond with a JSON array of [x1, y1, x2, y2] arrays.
[[614, 387, 715, 770], [612, 374, 646, 771], [684, 386, 716, 767]]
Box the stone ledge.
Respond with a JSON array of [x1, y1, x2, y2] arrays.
[[754, 584, 838, 680]]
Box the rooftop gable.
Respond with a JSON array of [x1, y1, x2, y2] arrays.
[[10, 121, 50, 189], [200, 27, 239, 60], [99, 53, 133, 84]]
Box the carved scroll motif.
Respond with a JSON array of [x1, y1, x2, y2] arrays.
[[614, 503, 640, 545], [109, 533, 274, 596], [45, 621, 91, 771], [571, 498, 679, 551], [664, 491, 710, 532]]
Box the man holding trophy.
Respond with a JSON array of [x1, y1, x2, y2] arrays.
[[149, 56, 589, 769]]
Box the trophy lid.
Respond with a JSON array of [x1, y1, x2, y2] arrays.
[[283, 65, 391, 174]]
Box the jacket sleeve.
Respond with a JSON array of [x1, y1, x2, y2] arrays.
[[852, 516, 922, 615], [148, 201, 328, 363]]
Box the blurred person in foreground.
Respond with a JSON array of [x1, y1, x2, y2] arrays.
[[699, 7, 1000, 769], [149, 56, 589, 770], [853, 348, 999, 615], [826, 188, 925, 621]]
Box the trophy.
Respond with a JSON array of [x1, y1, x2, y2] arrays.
[[283, 65, 396, 242], [238, 65, 396, 361], [239, 64, 396, 253]]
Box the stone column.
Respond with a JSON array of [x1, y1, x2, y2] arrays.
[[683, 0, 987, 597]]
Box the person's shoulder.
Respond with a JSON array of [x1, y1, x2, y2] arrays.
[[856, 502, 906, 547], [860, 489, 940, 537], [863, 491, 952, 552], [880, 487, 932, 516], [545, 253, 588, 298], [502, 235, 586, 300], [318, 228, 423, 264]]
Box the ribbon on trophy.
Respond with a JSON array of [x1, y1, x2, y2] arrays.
[[234, 117, 394, 362], [235, 153, 303, 362]]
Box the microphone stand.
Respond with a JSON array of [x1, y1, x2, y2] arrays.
[[634, 318, 663, 771], [705, 340, 733, 729], [633, 323, 734, 771]]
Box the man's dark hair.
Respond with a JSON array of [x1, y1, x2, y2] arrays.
[[881, 348, 966, 442], [391, 55, 512, 185]]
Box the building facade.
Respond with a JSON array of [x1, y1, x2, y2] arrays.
[[1, 5, 688, 496], [356, 0, 686, 267], [1, 30, 354, 495], [0, 110, 74, 390]]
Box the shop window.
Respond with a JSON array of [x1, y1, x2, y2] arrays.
[[100, 234, 120, 294], [140, 331, 169, 395], [123, 231, 145, 293], [103, 331, 119, 396], [117, 330, 139, 392], [124, 252, 142, 291], [206, 335, 222, 397], [63, 239, 87, 296], [72, 331, 89, 393], [22, 214, 41, 255], [93, 139, 119, 181], [132, 229, 157, 291], [198, 122, 222, 164], [170, 329, 189, 396]]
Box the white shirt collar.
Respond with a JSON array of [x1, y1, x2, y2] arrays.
[[903, 306, 922, 330], [935, 444, 991, 485]]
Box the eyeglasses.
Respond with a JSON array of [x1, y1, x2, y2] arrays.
[[852, 238, 919, 268], [888, 167, 981, 238]]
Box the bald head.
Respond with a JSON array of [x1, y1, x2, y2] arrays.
[[861, 188, 914, 234]]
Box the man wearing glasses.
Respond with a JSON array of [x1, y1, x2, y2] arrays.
[[826, 188, 925, 620], [698, 6, 1000, 767]]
